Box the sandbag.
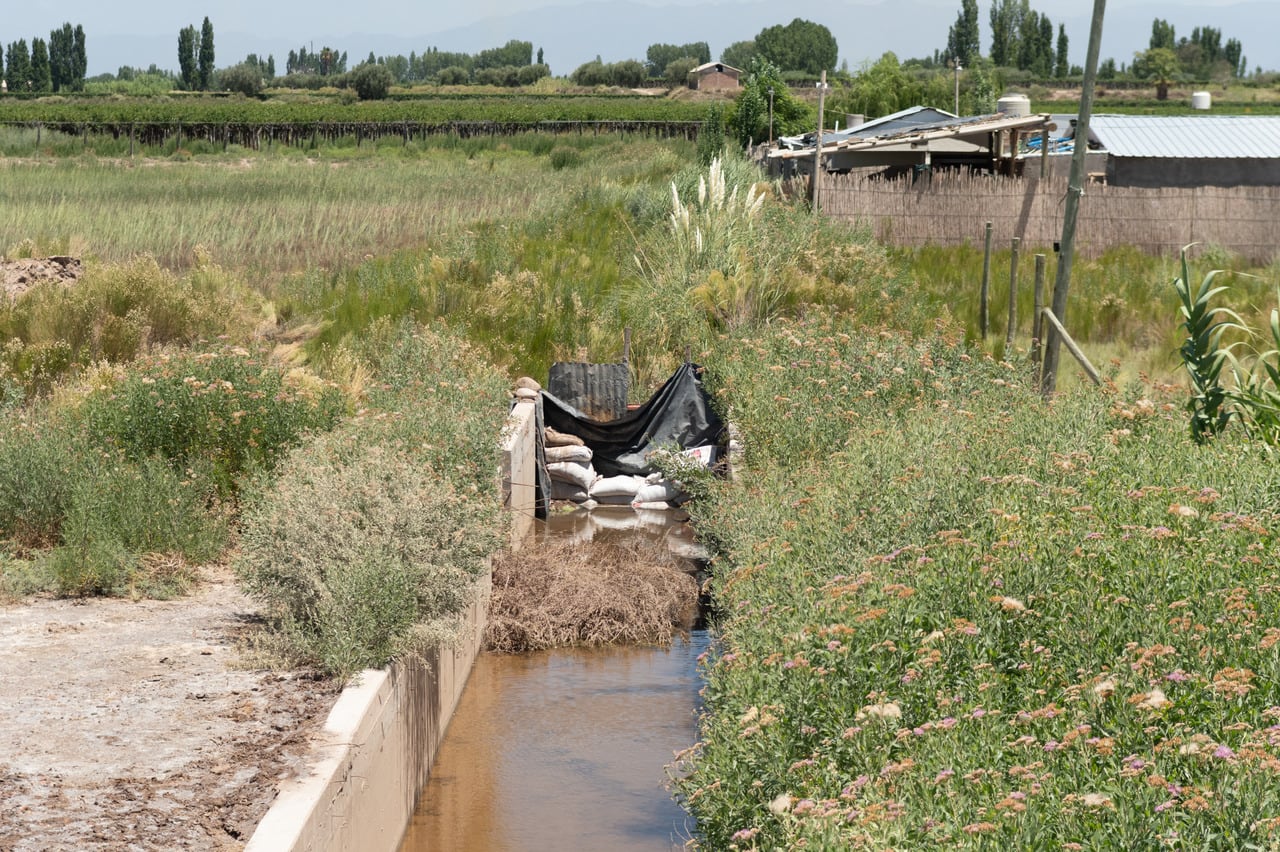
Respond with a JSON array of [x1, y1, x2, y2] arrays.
[[633, 480, 679, 504], [549, 480, 589, 502], [545, 427, 584, 447], [545, 444, 593, 464], [590, 474, 646, 499], [631, 500, 674, 511], [548, 460, 596, 492]]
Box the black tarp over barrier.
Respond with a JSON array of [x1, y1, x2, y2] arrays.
[[533, 363, 725, 517]]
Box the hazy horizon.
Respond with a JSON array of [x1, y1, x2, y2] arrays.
[[5, 0, 1277, 80]]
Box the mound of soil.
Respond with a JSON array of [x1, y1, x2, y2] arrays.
[[1, 256, 83, 301], [0, 566, 340, 851]]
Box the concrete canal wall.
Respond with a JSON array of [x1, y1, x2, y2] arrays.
[[245, 401, 539, 852]]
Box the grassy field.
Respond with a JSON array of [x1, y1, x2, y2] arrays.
[[6, 131, 1280, 842]]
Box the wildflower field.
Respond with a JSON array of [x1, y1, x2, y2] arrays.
[[678, 315, 1280, 849]]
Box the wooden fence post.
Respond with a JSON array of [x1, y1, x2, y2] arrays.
[[980, 222, 993, 340], [1005, 237, 1020, 352], [1031, 253, 1047, 377]]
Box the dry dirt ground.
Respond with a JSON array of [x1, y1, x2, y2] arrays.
[[0, 566, 341, 851]]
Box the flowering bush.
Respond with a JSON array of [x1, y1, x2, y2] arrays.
[[78, 347, 345, 496], [677, 315, 1280, 849]]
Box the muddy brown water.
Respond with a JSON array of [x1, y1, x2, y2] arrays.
[[399, 509, 707, 851]]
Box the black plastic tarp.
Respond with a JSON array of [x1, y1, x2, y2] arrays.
[[540, 362, 725, 481]]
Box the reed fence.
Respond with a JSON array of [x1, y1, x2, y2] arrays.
[[813, 170, 1280, 264]]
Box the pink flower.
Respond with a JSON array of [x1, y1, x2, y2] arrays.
[[1165, 669, 1189, 682], [731, 827, 760, 841], [1213, 745, 1236, 760]]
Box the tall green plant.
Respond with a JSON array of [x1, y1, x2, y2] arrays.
[[1173, 249, 1242, 443]]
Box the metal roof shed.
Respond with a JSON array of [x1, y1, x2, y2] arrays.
[[1089, 115, 1280, 187]]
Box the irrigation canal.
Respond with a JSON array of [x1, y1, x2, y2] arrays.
[[399, 509, 708, 851]]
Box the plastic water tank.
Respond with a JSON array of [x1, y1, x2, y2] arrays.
[[997, 93, 1031, 116], [1191, 91, 1212, 110]]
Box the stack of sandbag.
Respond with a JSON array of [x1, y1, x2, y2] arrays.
[[512, 376, 541, 404], [545, 427, 598, 504], [589, 471, 684, 510]]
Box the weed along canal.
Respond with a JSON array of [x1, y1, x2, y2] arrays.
[[400, 364, 722, 850]]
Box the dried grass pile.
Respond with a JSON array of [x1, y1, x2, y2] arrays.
[[485, 539, 699, 653]]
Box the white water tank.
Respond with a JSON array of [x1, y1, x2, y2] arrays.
[[997, 93, 1031, 116], [1191, 91, 1212, 110]]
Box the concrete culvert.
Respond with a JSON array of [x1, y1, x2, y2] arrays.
[[485, 539, 699, 653]]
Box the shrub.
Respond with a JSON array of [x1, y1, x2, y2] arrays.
[[219, 63, 265, 97], [0, 415, 83, 548], [236, 322, 509, 677], [349, 62, 394, 100], [236, 435, 499, 677], [77, 347, 345, 495], [0, 254, 259, 396], [548, 146, 582, 170], [49, 451, 225, 596], [436, 66, 469, 85]]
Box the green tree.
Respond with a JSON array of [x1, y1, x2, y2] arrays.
[[1054, 24, 1069, 77], [1150, 18, 1176, 50], [729, 56, 810, 146], [220, 62, 264, 96], [645, 42, 710, 77], [49, 23, 74, 92], [945, 0, 980, 67], [177, 26, 197, 89], [720, 40, 757, 70], [663, 56, 700, 88], [198, 17, 215, 90], [838, 52, 925, 118], [349, 62, 393, 99], [536, 46, 544, 65], [754, 19, 837, 76], [989, 0, 1024, 67], [29, 37, 51, 93], [72, 24, 86, 90], [6, 40, 32, 92], [1133, 46, 1179, 99], [475, 39, 532, 69]]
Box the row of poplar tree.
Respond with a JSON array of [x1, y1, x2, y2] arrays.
[[3, 23, 87, 93], [177, 18, 215, 91]]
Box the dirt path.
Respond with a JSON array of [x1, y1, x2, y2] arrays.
[[0, 567, 340, 851]]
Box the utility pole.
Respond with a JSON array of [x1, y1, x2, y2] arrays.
[[768, 86, 775, 145], [1042, 0, 1106, 395], [953, 58, 961, 115], [812, 70, 829, 212]]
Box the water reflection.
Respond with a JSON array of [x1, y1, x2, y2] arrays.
[[400, 513, 707, 852]]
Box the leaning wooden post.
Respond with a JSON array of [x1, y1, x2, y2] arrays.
[[1040, 126, 1049, 179], [980, 222, 993, 340], [1005, 237, 1021, 352], [1040, 307, 1101, 386], [1030, 253, 1047, 376]]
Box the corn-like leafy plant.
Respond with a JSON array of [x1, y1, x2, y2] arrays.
[[1173, 248, 1244, 444]]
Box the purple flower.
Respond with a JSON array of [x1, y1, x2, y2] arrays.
[[1213, 745, 1235, 760]]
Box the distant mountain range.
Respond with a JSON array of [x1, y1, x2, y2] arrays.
[[85, 0, 1280, 82]]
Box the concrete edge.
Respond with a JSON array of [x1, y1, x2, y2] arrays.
[[245, 403, 538, 852]]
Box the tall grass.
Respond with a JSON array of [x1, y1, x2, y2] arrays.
[[0, 136, 655, 282], [897, 243, 1279, 383]]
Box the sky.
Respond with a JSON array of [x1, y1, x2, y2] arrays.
[[8, 0, 1279, 79]]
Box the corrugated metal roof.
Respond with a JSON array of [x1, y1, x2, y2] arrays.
[[1090, 115, 1280, 159]]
